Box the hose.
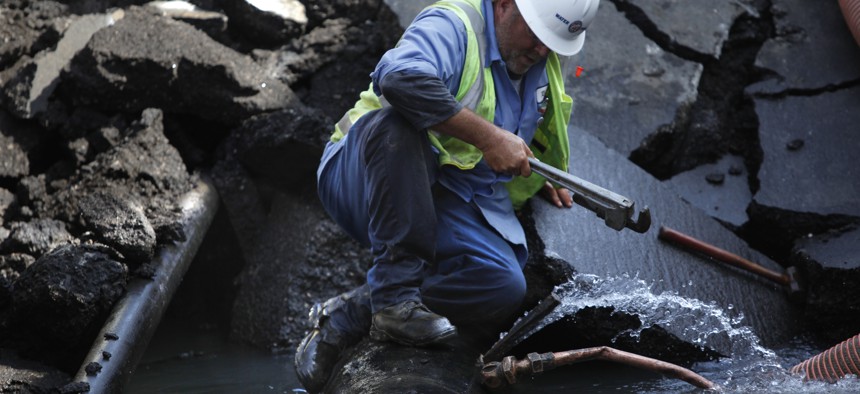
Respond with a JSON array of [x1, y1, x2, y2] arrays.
[[840, 0, 860, 47], [790, 332, 860, 382]]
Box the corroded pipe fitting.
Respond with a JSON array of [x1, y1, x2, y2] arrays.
[[481, 361, 504, 388], [502, 355, 517, 384]]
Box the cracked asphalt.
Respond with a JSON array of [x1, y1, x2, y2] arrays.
[[385, 0, 860, 343]]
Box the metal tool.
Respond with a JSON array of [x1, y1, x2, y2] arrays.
[[528, 157, 651, 233], [658, 226, 804, 300]]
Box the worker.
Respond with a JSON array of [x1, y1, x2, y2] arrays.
[[295, 0, 600, 391]]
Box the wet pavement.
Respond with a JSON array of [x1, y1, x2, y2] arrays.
[[533, 126, 800, 350], [754, 86, 860, 217]]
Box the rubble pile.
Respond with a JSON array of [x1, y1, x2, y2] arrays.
[[0, 0, 401, 391]]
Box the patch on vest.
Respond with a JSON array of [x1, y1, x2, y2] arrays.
[[536, 84, 549, 114]]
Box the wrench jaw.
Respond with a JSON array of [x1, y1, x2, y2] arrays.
[[602, 206, 628, 231], [571, 195, 651, 234], [571, 194, 624, 231], [528, 157, 651, 234], [624, 206, 652, 234]]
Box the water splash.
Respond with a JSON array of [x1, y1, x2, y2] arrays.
[[514, 273, 860, 393], [531, 273, 772, 359]]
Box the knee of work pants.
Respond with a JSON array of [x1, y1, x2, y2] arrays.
[[420, 188, 528, 326], [316, 107, 436, 247]]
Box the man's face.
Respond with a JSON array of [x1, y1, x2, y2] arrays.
[[495, 0, 551, 76]]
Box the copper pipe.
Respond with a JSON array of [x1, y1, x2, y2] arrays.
[[481, 346, 716, 390], [658, 226, 790, 287]]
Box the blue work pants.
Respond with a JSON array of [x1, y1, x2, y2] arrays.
[[316, 107, 527, 337]]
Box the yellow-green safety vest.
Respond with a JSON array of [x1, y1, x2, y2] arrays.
[[330, 0, 572, 209]]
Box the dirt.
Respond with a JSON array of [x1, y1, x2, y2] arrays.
[[0, 0, 402, 391]]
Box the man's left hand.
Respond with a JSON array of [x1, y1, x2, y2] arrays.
[[540, 181, 572, 208]]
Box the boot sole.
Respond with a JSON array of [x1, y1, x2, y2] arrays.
[[369, 324, 457, 347]]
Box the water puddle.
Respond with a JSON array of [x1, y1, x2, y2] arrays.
[[127, 319, 303, 393]]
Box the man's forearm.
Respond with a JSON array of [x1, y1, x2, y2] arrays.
[[377, 71, 462, 130], [430, 107, 504, 153], [379, 71, 532, 175], [433, 107, 532, 176]]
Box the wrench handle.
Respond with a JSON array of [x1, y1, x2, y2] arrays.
[[528, 157, 651, 233]]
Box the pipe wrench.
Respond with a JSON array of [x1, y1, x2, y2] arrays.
[[528, 157, 651, 233]]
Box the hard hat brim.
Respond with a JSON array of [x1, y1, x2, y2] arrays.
[[552, 30, 586, 56]]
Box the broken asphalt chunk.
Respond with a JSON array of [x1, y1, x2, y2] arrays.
[[749, 0, 860, 95], [61, 7, 299, 125]]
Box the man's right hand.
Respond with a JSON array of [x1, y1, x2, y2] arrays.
[[433, 108, 533, 177], [477, 129, 533, 177]]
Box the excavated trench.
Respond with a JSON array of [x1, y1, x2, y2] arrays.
[[0, 0, 399, 391]]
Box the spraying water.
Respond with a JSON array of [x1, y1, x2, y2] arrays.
[[510, 273, 860, 393]]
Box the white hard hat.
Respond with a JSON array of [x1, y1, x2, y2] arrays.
[[515, 0, 600, 56]]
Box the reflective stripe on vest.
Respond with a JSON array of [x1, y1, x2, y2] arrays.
[[330, 0, 496, 171], [435, 0, 488, 112]]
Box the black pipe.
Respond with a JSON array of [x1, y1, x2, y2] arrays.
[[483, 292, 561, 362], [72, 175, 219, 393]]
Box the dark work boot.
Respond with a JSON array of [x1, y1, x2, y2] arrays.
[[294, 327, 343, 393], [295, 287, 370, 393], [369, 300, 457, 346]]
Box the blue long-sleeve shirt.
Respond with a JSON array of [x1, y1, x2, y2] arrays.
[[370, 0, 550, 252], [319, 0, 554, 258]]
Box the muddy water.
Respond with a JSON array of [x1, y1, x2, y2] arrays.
[[127, 317, 303, 393], [127, 273, 860, 393]]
